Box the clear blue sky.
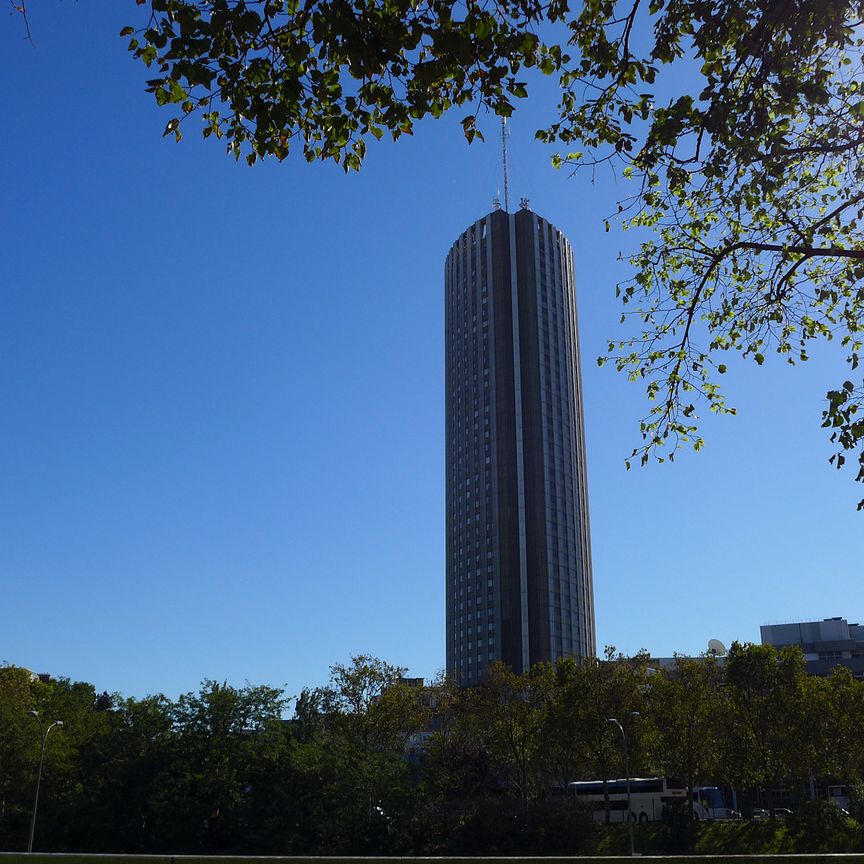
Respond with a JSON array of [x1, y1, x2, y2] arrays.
[[2, 4, 861, 702]]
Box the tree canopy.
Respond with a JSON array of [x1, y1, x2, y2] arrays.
[[127, 0, 864, 505], [2, 650, 864, 854], [124, 0, 562, 167]]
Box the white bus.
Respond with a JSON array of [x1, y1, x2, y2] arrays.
[[692, 786, 739, 820], [569, 777, 687, 823]]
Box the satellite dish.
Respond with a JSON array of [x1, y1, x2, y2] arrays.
[[707, 639, 727, 657]]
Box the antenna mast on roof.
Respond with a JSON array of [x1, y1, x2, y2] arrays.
[[501, 117, 509, 212]]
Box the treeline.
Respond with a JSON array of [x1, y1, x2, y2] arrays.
[[1, 643, 863, 855]]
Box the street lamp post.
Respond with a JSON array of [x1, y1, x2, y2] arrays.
[[27, 710, 63, 854], [608, 712, 640, 856]]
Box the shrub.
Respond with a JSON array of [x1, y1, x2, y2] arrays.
[[788, 799, 858, 852]]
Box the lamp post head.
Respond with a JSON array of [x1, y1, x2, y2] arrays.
[[607, 717, 625, 735], [28, 709, 38, 718], [630, 711, 641, 720], [54, 721, 63, 728]]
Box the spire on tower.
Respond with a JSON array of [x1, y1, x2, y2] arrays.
[[501, 117, 509, 212]]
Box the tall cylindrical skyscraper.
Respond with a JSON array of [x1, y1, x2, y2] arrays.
[[445, 205, 595, 685]]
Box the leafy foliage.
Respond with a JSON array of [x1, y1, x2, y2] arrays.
[[1, 651, 863, 853], [722, 642, 820, 808], [124, 0, 565, 168], [646, 654, 722, 816], [549, 0, 864, 507], [544, 648, 649, 821]]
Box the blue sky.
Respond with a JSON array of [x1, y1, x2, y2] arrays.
[[2, 4, 861, 702]]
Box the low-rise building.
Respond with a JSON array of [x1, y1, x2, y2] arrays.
[[760, 617, 864, 679]]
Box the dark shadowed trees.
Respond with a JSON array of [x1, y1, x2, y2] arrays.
[[290, 655, 427, 852], [549, 648, 648, 823], [646, 655, 723, 819], [722, 642, 815, 815], [1, 650, 863, 852]]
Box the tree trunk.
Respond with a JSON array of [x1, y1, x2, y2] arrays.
[[688, 770, 695, 821], [602, 778, 611, 824]]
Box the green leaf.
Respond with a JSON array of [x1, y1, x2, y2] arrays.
[[474, 18, 492, 40]]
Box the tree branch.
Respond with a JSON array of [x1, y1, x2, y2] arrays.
[[9, 0, 33, 45]]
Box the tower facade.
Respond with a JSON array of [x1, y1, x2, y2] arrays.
[[445, 205, 595, 685]]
